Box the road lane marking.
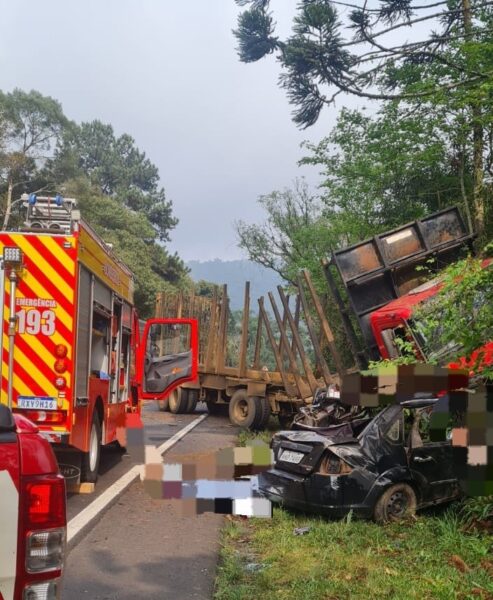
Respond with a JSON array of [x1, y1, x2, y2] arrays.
[[67, 413, 208, 545]]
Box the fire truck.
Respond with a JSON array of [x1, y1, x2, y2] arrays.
[[0, 194, 197, 483]]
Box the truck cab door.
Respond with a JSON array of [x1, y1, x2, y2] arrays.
[[138, 318, 198, 400]]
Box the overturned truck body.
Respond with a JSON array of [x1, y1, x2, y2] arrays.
[[154, 271, 346, 429]]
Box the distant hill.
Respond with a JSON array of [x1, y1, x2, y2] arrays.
[[186, 259, 283, 312]]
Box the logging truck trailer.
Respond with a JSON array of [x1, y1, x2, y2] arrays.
[[155, 272, 346, 429]]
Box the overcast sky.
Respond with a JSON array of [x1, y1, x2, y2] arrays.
[[1, 1, 363, 261]]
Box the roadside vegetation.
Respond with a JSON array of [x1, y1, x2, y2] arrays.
[[217, 424, 493, 600], [215, 505, 493, 600]]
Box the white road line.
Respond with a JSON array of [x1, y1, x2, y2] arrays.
[[67, 413, 208, 544]]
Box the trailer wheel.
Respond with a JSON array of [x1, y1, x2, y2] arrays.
[[185, 389, 199, 414], [373, 483, 417, 523], [229, 389, 257, 429], [157, 398, 169, 412], [81, 411, 102, 483], [168, 388, 188, 414], [251, 397, 271, 431]]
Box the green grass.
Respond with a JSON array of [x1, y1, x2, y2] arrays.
[[214, 508, 493, 600], [237, 416, 279, 447]]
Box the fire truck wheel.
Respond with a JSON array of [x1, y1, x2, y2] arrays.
[[228, 389, 257, 429], [157, 398, 169, 412], [81, 412, 102, 483], [185, 389, 199, 414], [168, 388, 188, 414], [251, 396, 271, 431]]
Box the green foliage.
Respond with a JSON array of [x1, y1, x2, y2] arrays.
[[413, 256, 493, 378], [0, 88, 189, 317], [301, 105, 464, 239], [457, 496, 493, 530], [235, 178, 333, 288], [234, 0, 493, 125], [50, 119, 177, 242], [64, 177, 190, 317], [234, 0, 493, 239], [0, 89, 70, 205]]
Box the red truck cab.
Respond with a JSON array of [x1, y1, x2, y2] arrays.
[[370, 264, 493, 374], [0, 404, 66, 600]]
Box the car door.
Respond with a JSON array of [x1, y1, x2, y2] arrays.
[[408, 408, 460, 503]]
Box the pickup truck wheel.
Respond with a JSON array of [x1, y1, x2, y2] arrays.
[[374, 483, 417, 523], [81, 412, 102, 483], [251, 397, 271, 431], [168, 388, 188, 414], [229, 389, 257, 429], [185, 389, 199, 414], [157, 398, 169, 412]]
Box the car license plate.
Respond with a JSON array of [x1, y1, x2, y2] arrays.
[[17, 396, 57, 410], [280, 450, 304, 464]]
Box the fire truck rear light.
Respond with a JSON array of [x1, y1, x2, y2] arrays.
[[24, 476, 66, 528], [26, 529, 65, 573], [54, 344, 67, 358], [54, 359, 67, 374], [23, 580, 60, 600], [54, 376, 66, 390]]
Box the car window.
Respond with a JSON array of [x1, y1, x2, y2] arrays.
[[385, 416, 401, 443]]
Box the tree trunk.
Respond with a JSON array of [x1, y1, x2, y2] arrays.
[[458, 149, 474, 234], [462, 0, 485, 238], [472, 120, 485, 236], [2, 177, 13, 229]]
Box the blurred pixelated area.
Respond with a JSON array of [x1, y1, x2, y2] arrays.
[[341, 364, 492, 496], [125, 412, 273, 517]]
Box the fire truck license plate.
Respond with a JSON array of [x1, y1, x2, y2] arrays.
[[280, 450, 304, 464], [17, 396, 57, 410]]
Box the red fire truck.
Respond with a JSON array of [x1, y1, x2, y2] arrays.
[[0, 194, 197, 483]]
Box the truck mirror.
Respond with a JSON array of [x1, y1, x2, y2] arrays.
[[139, 318, 198, 400]]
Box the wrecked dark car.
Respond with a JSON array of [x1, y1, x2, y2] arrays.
[[259, 398, 462, 522]]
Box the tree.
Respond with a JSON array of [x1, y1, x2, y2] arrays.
[[50, 120, 177, 242], [301, 104, 474, 235], [0, 89, 69, 226], [63, 177, 190, 317], [235, 178, 332, 284], [234, 0, 493, 121], [233, 0, 493, 237]]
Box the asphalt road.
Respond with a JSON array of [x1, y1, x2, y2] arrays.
[[63, 402, 239, 600]]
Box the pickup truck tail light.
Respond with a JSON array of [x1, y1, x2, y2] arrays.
[[26, 529, 65, 573], [16, 474, 67, 600], [23, 580, 61, 600]]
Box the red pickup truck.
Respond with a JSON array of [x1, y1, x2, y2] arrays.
[[0, 404, 66, 600]]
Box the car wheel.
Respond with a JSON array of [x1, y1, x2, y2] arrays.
[[81, 411, 102, 483], [251, 396, 271, 431], [168, 388, 188, 414], [157, 398, 169, 412], [374, 483, 417, 523]]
